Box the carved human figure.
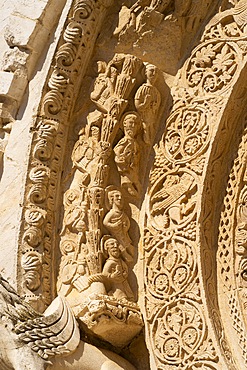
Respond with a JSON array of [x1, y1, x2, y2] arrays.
[[90, 61, 118, 113], [91, 54, 141, 119], [71, 112, 111, 187], [72, 124, 100, 171], [102, 237, 134, 300], [114, 112, 141, 196], [57, 188, 90, 296], [61, 189, 87, 236], [58, 237, 90, 297], [103, 186, 134, 260], [135, 63, 161, 144], [116, 0, 194, 39], [125, 0, 173, 34]]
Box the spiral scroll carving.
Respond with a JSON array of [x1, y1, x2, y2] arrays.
[[19, 0, 113, 305], [143, 2, 247, 368]]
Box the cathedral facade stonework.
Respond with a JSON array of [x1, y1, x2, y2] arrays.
[[0, 1, 247, 369]]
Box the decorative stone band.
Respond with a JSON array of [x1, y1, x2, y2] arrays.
[[143, 2, 247, 369], [17, 0, 113, 310]]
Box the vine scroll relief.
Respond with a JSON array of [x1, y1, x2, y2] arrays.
[[14, 0, 247, 367], [143, 1, 247, 369]]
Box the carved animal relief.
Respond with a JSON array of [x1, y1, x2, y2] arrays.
[[143, 1, 247, 369], [2, 0, 247, 369]]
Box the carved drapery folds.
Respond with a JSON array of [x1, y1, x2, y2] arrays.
[[12, 0, 247, 367], [18, 0, 114, 310], [57, 52, 163, 345], [143, 2, 247, 369]]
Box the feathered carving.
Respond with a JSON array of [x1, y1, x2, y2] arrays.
[[0, 274, 80, 360], [209, 0, 247, 31], [0, 274, 39, 322], [151, 174, 194, 214], [0, 275, 137, 370]]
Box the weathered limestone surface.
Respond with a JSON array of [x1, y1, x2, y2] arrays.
[[1, 0, 247, 369], [0, 0, 73, 287]]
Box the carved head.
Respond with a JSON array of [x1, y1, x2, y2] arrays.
[[108, 189, 123, 208], [145, 63, 158, 83], [104, 237, 120, 258], [105, 186, 123, 210], [90, 125, 100, 139], [122, 112, 141, 138]]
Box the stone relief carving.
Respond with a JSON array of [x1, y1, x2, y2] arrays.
[[0, 274, 136, 370], [142, 1, 247, 368], [0, 0, 68, 180], [102, 236, 134, 300], [114, 112, 141, 196], [134, 63, 161, 144], [56, 50, 166, 345], [215, 123, 247, 368], [149, 171, 197, 229], [114, 0, 218, 74], [103, 186, 134, 260], [3, 0, 247, 368], [57, 51, 162, 318], [17, 0, 115, 311], [116, 0, 194, 38]]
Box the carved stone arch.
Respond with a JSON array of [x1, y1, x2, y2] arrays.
[[193, 78, 247, 370], [199, 63, 247, 370], [3, 0, 247, 369], [14, 0, 116, 311], [142, 2, 247, 369]]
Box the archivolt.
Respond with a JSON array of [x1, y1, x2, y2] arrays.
[[143, 3, 247, 369], [200, 62, 247, 368]]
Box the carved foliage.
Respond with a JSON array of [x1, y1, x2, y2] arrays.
[[153, 300, 205, 365], [144, 2, 247, 368]]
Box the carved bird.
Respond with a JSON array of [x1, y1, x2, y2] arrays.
[[151, 174, 194, 214], [209, 0, 247, 31]]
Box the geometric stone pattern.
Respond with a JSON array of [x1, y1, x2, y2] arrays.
[[1, 0, 247, 369], [143, 1, 247, 368]]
